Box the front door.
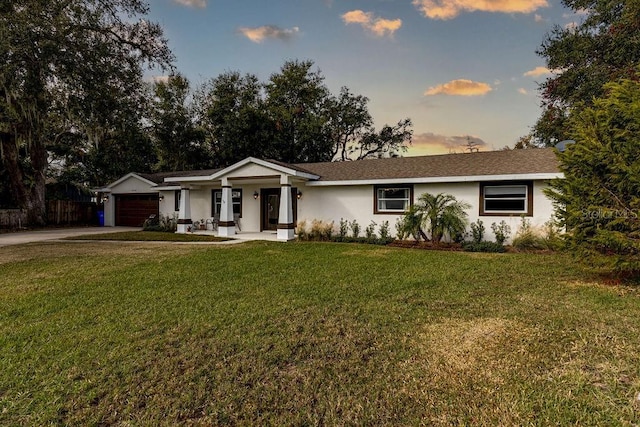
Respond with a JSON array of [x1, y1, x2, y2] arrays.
[[261, 188, 298, 231], [262, 189, 280, 231]]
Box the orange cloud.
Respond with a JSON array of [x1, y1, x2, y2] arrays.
[[425, 79, 492, 96], [342, 10, 402, 37], [412, 0, 548, 20], [238, 25, 300, 43], [173, 0, 206, 8]]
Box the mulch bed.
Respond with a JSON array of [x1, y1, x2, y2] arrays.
[[387, 240, 464, 251]]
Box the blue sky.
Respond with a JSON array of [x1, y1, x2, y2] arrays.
[[147, 0, 582, 156]]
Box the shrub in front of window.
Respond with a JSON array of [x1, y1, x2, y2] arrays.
[[414, 192, 470, 245], [491, 220, 511, 245], [395, 205, 428, 241], [365, 221, 376, 241], [511, 217, 548, 250], [378, 221, 390, 240], [470, 219, 485, 244]]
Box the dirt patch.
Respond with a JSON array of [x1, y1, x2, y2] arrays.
[[342, 248, 395, 257], [408, 318, 535, 383]]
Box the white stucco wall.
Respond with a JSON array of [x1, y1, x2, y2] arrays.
[[298, 180, 555, 242], [157, 179, 556, 241], [103, 175, 157, 227]]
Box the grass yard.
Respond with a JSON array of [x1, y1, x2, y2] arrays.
[[0, 241, 639, 425]]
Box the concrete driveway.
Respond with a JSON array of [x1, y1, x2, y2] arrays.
[[0, 226, 140, 247]]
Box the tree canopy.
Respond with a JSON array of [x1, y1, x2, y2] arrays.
[[0, 0, 172, 224], [196, 60, 412, 166], [532, 0, 640, 145], [546, 77, 640, 275]]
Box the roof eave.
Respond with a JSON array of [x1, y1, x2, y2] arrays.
[[305, 172, 563, 186]]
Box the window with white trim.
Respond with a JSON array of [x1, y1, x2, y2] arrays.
[[212, 189, 242, 217], [480, 182, 532, 216], [374, 185, 413, 213]]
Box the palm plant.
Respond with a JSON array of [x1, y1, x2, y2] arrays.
[[415, 193, 470, 245]]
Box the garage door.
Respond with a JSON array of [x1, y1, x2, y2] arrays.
[[115, 194, 159, 227]]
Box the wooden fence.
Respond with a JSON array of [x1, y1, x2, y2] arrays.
[[0, 201, 98, 229], [47, 200, 98, 226]]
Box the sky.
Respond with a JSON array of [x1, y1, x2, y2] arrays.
[[146, 0, 583, 156]]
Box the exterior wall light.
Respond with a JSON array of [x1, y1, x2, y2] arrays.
[[253, 191, 259, 200], [102, 195, 109, 203], [297, 190, 303, 200], [158, 195, 164, 202]]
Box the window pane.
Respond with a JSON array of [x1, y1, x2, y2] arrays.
[[379, 188, 409, 199], [385, 199, 407, 210], [485, 185, 526, 197], [485, 199, 526, 211], [376, 187, 410, 211], [212, 190, 242, 217]]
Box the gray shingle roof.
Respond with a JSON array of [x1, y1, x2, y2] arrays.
[[294, 148, 559, 181], [138, 169, 222, 184]]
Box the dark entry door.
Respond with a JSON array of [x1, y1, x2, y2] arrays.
[[261, 188, 298, 231], [262, 189, 280, 231]]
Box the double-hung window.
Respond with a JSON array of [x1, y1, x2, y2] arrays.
[[374, 185, 413, 214], [480, 182, 532, 216], [212, 189, 242, 218]]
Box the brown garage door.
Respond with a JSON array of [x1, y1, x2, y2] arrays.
[[115, 194, 159, 227]]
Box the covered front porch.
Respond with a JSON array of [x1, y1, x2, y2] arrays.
[[161, 158, 319, 242]]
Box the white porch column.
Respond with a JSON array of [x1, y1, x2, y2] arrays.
[[176, 187, 192, 234], [277, 174, 295, 241], [218, 177, 236, 237]]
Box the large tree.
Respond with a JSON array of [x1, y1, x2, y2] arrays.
[[533, 0, 640, 145], [196, 71, 271, 167], [264, 60, 335, 163], [0, 0, 172, 225], [546, 77, 640, 275], [198, 60, 412, 165], [150, 74, 210, 172]]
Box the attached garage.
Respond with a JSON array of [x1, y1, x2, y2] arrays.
[[115, 194, 159, 226]]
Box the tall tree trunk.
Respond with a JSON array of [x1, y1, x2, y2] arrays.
[[0, 132, 47, 226], [0, 132, 28, 207], [28, 140, 48, 226]]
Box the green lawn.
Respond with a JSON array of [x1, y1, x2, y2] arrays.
[[1, 241, 639, 425]]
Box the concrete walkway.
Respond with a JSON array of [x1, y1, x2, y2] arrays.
[[0, 227, 282, 247], [0, 226, 140, 247]]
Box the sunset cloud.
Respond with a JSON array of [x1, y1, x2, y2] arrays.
[[173, 0, 206, 8], [342, 10, 402, 37], [412, 0, 548, 20], [523, 66, 551, 77], [238, 25, 300, 43], [517, 88, 528, 95], [425, 79, 492, 96], [411, 132, 488, 154]]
